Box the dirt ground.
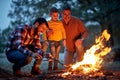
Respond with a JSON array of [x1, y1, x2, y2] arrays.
[[0, 67, 120, 80], [0, 53, 120, 80]]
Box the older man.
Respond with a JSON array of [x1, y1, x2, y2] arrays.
[[61, 5, 88, 66]]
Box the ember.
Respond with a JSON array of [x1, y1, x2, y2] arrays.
[[62, 29, 111, 77]]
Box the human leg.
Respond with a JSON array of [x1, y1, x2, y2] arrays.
[[31, 58, 42, 75], [48, 41, 55, 71], [53, 44, 61, 70], [6, 50, 29, 75], [75, 44, 84, 62], [64, 50, 74, 66]]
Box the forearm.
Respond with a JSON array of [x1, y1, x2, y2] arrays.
[[16, 44, 33, 56]]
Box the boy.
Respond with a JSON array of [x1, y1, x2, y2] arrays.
[[44, 7, 66, 71]]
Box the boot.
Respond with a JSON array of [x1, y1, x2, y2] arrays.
[[53, 60, 58, 70], [48, 61, 52, 71], [12, 65, 22, 76], [31, 65, 42, 75], [31, 58, 42, 75]]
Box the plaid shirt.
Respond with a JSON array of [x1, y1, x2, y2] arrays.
[[6, 25, 43, 56]]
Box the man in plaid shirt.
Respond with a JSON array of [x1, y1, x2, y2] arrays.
[[6, 18, 49, 76]]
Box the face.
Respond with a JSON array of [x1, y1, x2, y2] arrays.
[[50, 12, 59, 21], [37, 23, 47, 34], [62, 10, 71, 24]]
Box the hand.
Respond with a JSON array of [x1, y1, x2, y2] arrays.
[[45, 53, 53, 62], [75, 39, 83, 46], [45, 53, 53, 59], [32, 53, 42, 59], [47, 29, 53, 36]]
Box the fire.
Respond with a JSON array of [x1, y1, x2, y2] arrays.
[[62, 29, 111, 76]]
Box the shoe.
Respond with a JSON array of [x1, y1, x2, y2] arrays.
[[53, 67, 58, 70], [12, 66, 22, 77], [31, 66, 42, 75], [53, 61, 58, 70], [48, 61, 52, 71], [48, 67, 52, 71]]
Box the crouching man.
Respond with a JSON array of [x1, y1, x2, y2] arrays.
[[5, 18, 49, 76]]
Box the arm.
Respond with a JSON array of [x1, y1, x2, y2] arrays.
[[78, 19, 88, 40], [61, 23, 66, 40], [61, 23, 66, 47], [33, 35, 44, 56], [75, 19, 88, 46], [13, 26, 33, 56]]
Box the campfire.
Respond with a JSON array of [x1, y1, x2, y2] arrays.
[[41, 29, 120, 80], [62, 29, 111, 77]]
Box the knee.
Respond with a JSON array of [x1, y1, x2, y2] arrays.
[[26, 57, 32, 64]]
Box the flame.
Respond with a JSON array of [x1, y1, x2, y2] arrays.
[[62, 29, 111, 76]]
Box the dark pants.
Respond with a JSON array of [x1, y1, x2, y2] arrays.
[[6, 50, 32, 69]]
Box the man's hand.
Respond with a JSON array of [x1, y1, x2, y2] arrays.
[[75, 39, 83, 46], [45, 53, 54, 62], [32, 53, 42, 59], [45, 53, 53, 59]]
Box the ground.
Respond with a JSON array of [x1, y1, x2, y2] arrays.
[[0, 53, 120, 80], [0, 53, 65, 79]]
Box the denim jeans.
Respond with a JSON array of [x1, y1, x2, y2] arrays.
[[6, 50, 32, 68], [49, 40, 62, 69]]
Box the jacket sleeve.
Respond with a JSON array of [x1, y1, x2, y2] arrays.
[[61, 22, 66, 40], [78, 19, 88, 40], [43, 30, 48, 41], [13, 26, 33, 56]]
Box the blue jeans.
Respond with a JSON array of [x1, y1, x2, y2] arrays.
[[6, 50, 32, 68], [49, 41, 62, 68], [49, 41, 62, 60]]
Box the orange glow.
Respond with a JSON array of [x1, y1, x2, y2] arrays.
[[62, 29, 111, 76]]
